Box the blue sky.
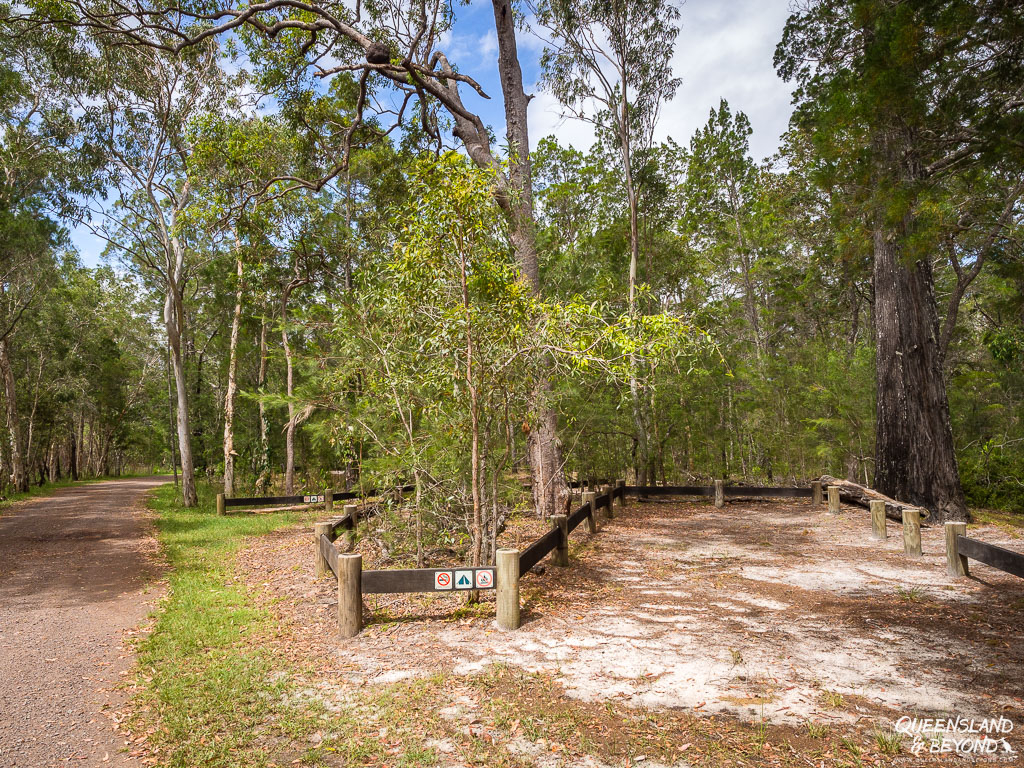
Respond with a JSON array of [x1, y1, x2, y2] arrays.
[[72, 0, 795, 267]]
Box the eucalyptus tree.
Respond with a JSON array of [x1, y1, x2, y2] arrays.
[[776, 0, 1024, 522], [17, 0, 574, 518], [533, 0, 681, 484], [82, 42, 240, 506], [535, 0, 681, 311]]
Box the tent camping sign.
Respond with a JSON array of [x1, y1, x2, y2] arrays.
[[362, 566, 497, 594]]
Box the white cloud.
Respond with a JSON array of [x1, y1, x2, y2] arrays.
[[526, 0, 795, 162], [528, 89, 597, 151]]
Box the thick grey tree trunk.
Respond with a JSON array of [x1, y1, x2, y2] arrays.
[[491, 0, 569, 519], [165, 264, 198, 507], [872, 226, 967, 523]]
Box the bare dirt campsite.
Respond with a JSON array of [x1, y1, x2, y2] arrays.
[[239, 491, 1024, 768]]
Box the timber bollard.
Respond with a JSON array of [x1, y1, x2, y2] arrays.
[[314, 521, 333, 578], [584, 490, 602, 522], [714, 479, 724, 508], [616, 479, 627, 510], [945, 522, 968, 578], [324, 487, 333, 514], [603, 484, 616, 519], [216, 493, 226, 516], [870, 500, 887, 540], [902, 508, 922, 557], [337, 553, 362, 638], [583, 491, 598, 533], [811, 481, 822, 506], [827, 485, 840, 514], [552, 514, 569, 566], [343, 503, 359, 550], [496, 548, 521, 630]]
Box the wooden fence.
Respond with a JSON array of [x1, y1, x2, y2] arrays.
[[316, 480, 629, 637], [944, 522, 1024, 580], [311, 477, 1023, 640], [217, 484, 416, 515]]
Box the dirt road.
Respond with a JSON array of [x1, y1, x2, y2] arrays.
[[0, 477, 169, 768]]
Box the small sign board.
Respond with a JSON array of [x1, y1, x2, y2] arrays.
[[434, 568, 495, 591], [303, 494, 325, 504], [363, 566, 497, 595]]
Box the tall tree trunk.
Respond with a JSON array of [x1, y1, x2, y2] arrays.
[[165, 269, 198, 507], [255, 315, 271, 494], [491, 0, 569, 518], [281, 289, 296, 495], [872, 226, 967, 523], [223, 252, 243, 496], [0, 338, 27, 493], [69, 426, 78, 481]]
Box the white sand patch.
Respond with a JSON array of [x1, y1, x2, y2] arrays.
[[728, 593, 791, 611], [710, 601, 750, 613]]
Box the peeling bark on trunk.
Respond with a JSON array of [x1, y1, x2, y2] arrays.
[[165, 241, 198, 507], [872, 226, 967, 523]]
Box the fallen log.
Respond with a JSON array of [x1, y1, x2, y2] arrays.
[[817, 475, 930, 524]]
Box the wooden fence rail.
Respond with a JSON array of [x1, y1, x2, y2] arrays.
[[219, 483, 416, 514], [945, 524, 1024, 580]]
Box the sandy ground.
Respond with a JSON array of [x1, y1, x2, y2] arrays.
[[243, 495, 1024, 762], [0, 478, 168, 768]]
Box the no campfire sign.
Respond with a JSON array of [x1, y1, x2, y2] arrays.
[[431, 568, 495, 591]]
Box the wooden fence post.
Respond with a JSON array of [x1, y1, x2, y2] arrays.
[[496, 548, 521, 630], [216, 493, 226, 516], [584, 490, 601, 522], [330, 470, 345, 491], [324, 488, 333, 515], [583, 492, 598, 533], [603, 484, 616, 519], [902, 508, 922, 557], [945, 522, 968, 578], [314, 521, 333, 578], [811, 481, 822, 506], [343, 503, 359, 551], [870, 500, 887, 540], [827, 486, 840, 514], [616, 479, 626, 510], [337, 553, 362, 638], [714, 479, 724, 508], [552, 514, 569, 567]]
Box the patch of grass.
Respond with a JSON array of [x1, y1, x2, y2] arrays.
[[873, 728, 901, 755], [972, 508, 1024, 537], [806, 720, 829, 739], [131, 481, 309, 767], [896, 586, 925, 602], [840, 736, 860, 755], [821, 690, 845, 708]]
